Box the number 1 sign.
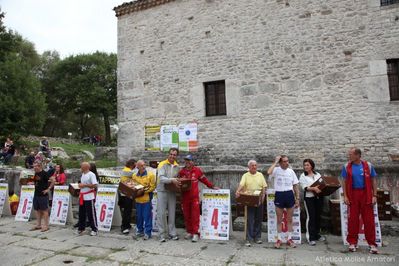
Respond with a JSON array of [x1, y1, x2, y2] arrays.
[[50, 186, 72, 225], [200, 189, 230, 241]]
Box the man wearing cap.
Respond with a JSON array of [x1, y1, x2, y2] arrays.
[[179, 154, 219, 242], [156, 148, 181, 242]]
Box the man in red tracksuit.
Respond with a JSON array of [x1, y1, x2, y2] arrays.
[[341, 148, 379, 254], [179, 154, 218, 242]]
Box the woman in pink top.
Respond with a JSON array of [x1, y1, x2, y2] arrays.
[[51, 164, 66, 185]]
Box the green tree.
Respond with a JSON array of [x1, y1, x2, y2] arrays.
[[0, 9, 46, 136], [44, 52, 117, 144]]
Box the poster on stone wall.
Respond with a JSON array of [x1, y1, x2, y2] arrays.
[[178, 123, 198, 152], [267, 189, 301, 244], [160, 125, 179, 152], [338, 188, 382, 247], [145, 125, 161, 151]]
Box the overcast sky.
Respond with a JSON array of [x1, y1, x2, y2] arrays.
[[1, 0, 125, 57]]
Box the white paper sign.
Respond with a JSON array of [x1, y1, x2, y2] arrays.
[[178, 123, 198, 152], [200, 189, 230, 241], [95, 186, 118, 231], [338, 188, 382, 246], [15, 185, 35, 222], [151, 191, 158, 234], [0, 183, 10, 217], [267, 189, 301, 244], [49, 186, 70, 225], [160, 125, 179, 152]]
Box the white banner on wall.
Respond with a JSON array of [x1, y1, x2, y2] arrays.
[[160, 125, 179, 152], [15, 185, 35, 222], [49, 186, 71, 225], [200, 189, 230, 241], [95, 186, 118, 231], [338, 188, 382, 246], [267, 189, 301, 244], [178, 123, 198, 152]]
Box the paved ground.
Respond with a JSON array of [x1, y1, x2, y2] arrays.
[[0, 217, 398, 266]]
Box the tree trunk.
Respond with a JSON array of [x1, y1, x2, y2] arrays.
[[103, 112, 111, 145]]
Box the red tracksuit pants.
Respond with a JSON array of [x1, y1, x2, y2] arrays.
[[181, 196, 200, 235], [347, 189, 376, 246]]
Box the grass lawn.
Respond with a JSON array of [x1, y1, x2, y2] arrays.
[[15, 139, 118, 169]]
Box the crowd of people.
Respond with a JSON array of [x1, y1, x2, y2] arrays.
[[24, 147, 380, 254]]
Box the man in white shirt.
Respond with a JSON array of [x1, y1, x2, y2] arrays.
[[267, 155, 300, 249], [77, 162, 98, 236]]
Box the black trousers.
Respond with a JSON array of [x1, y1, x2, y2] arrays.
[[304, 196, 323, 241], [119, 195, 133, 231], [247, 204, 264, 241], [78, 199, 97, 232]]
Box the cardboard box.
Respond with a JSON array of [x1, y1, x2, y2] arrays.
[[310, 176, 341, 196], [118, 182, 145, 199], [236, 190, 262, 207], [68, 183, 80, 197], [164, 178, 191, 193]]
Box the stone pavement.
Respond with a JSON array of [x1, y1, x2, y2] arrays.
[[0, 217, 397, 266]]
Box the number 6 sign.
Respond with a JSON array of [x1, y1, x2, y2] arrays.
[[200, 189, 230, 241]]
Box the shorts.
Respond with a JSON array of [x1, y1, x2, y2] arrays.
[[274, 190, 295, 209], [33, 196, 49, 211]]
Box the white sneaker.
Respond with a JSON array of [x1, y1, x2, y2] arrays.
[[184, 233, 193, 240], [309, 241, 316, 246], [122, 229, 130, 234], [317, 236, 326, 242], [348, 244, 356, 252], [160, 237, 166, 242], [90, 231, 97, 236], [192, 234, 199, 242], [245, 241, 251, 247]]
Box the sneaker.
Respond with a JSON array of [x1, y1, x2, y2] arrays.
[[90, 231, 98, 236], [159, 237, 166, 243], [75, 230, 85, 235], [275, 239, 282, 249], [170, 235, 179, 241], [143, 234, 150, 240], [369, 245, 378, 254], [245, 241, 251, 247], [122, 229, 130, 235], [317, 236, 326, 242], [287, 239, 296, 248], [348, 244, 357, 252], [255, 239, 262, 244], [309, 241, 316, 246], [184, 233, 193, 240], [136, 232, 144, 237], [192, 234, 199, 242]]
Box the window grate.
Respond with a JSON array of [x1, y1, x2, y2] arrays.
[[381, 0, 399, 6], [387, 59, 399, 101], [204, 80, 226, 116]]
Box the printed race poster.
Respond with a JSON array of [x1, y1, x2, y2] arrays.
[[267, 189, 301, 244], [95, 186, 118, 231], [160, 125, 179, 152], [49, 186, 70, 225], [178, 123, 198, 152], [151, 191, 158, 234], [0, 183, 10, 217], [200, 189, 230, 241], [338, 188, 382, 246], [15, 185, 35, 222], [145, 125, 161, 151]]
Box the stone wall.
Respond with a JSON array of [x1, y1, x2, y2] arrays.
[[116, 1, 399, 170]]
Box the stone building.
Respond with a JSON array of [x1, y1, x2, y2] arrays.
[[114, 0, 399, 173]]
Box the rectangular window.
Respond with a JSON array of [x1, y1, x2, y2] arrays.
[[381, 0, 399, 6], [204, 80, 226, 116], [387, 59, 399, 101]]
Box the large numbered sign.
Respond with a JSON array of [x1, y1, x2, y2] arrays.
[[95, 186, 118, 231], [267, 189, 301, 244], [200, 189, 230, 241], [151, 191, 159, 234], [0, 183, 9, 217], [338, 188, 382, 246], [15, 185, 35, 222], [50, 186, 70, 225]]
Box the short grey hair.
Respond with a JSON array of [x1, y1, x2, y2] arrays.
[[248, 160, 257, 167]]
